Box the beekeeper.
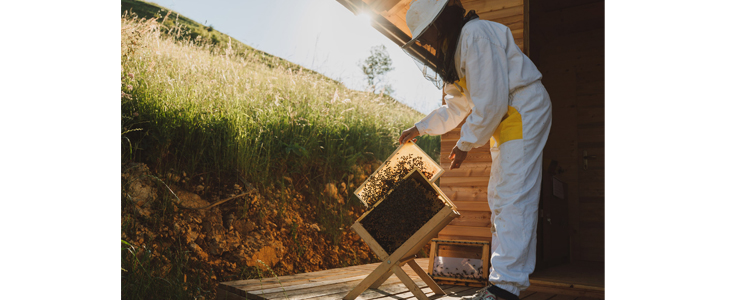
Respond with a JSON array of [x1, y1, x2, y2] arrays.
[[397, 0, 552, 299]]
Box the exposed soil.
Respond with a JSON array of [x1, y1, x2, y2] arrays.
[[122, 162, 381, 299], [359, 173, 445, 254]]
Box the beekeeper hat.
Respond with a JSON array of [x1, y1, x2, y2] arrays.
[[403, 0, 449, 49]]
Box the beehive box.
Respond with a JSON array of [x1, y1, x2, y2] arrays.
[[352, 169, 459, 257], [428, 239, 491, 287]]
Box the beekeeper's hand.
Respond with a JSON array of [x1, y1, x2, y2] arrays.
[[398, 126, 420, 145], [449, 146, 468, 170]]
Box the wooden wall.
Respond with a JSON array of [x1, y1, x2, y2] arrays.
[[529, 0, 605, 263]]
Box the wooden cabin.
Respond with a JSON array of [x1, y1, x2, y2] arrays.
[[336, 0, 605, 288]]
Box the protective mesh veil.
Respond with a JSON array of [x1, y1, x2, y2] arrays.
[[402, 0, 478, 89]]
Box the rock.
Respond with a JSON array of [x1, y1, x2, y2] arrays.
[[178, 192, 206, 208], [123, 163, 157, 217], [175, 191, 208, 209], [247, 240, 284, 268], [208, 234, 227, 256], [233, 219, 246, 234], [189, 242, 208, 260], [244, 221, 256, 233]]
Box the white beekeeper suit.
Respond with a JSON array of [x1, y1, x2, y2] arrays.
[[414, 18, 552, 296]]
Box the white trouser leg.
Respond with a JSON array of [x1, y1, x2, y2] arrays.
[[487, 82, 552, 295]]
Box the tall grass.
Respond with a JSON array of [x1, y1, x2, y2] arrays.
[[121, 15, 439, 240]]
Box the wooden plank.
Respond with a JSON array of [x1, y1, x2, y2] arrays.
[[437, 245, 484, 259], [479, 5, 523, 22], [221, 268, 368, 292], [522, 292, 557, 300], [519, 291, 537, 299], [369, 286, 435, 300], [428, 241, 436, 276], [523, 0, 529, 57], [368, 0, 400, 12], [441, 140, 492, 153], [439, 167, 492, 178], [578, 203, 603, 224], [442, 191, 488, 202], [440, 152, 492, 163], [267, 273, 423, 300], [577, 107, 604, 125], [251, 274, 368, 295], [481, 244, 490, 280], [440, 186, 489, 193], [463, 0, 522, 13], [441, 129, 461, 142], [407, 259, 445, 295], [490, 14, 525, 29], [264, 276, 403, 299], [369, 270, 394, 289], [392, 265, 429, 300], [548, 295, 579, 300], [439, 176, 489, 187], [450, 210, 491, 227], [524, 281, 604, 299], [440, 225, 491, 239], [451, 201, 490, 211]]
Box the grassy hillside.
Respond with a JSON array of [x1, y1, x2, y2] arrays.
[[121, 1, 440, 299]]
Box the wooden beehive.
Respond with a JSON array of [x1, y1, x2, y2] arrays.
[[346, 169, 459, 300]]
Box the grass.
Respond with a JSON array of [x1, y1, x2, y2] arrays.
[[121, 13, 439, 233], [121, 2, 440, 298]]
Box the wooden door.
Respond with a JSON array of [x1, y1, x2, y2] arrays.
[[529, 0, 605, 264]]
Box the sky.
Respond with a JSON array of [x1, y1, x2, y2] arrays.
[[146, 0, 443, 114]]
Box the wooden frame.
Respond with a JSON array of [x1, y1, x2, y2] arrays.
[[345, 169, 459, 300], [353, 140, 445, 207], [428, 239, 491, 287]]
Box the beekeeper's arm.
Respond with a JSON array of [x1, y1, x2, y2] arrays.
[[399, 84, 470, 144], [414, 86, 471, 135], [455, 35, 509, 152]]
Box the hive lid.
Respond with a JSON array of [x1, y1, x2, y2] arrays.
[[354, 140, 445, 207]]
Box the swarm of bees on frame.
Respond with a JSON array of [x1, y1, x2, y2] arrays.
[[432, 259, 484, 280], [359, 154, 435, 209], [359, 175, 445, 254]]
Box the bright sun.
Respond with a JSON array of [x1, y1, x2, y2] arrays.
[[356, 11, 372, 26]]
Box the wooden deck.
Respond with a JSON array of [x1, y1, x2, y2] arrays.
[[217, 258, 604, 300]]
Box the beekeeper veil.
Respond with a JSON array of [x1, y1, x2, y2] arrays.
[[402, 0, 479, 88]]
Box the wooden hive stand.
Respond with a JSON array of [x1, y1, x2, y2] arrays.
[[345, 169, 459, 300], [428, 239, 491, 287]]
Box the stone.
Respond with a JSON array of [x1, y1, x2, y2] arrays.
[[247, 240, 284, 268], [189, 242, 208, 260], [176, 191, 209, 209]]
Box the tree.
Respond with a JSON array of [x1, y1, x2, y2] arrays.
[[359, 45, 394, 95]]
